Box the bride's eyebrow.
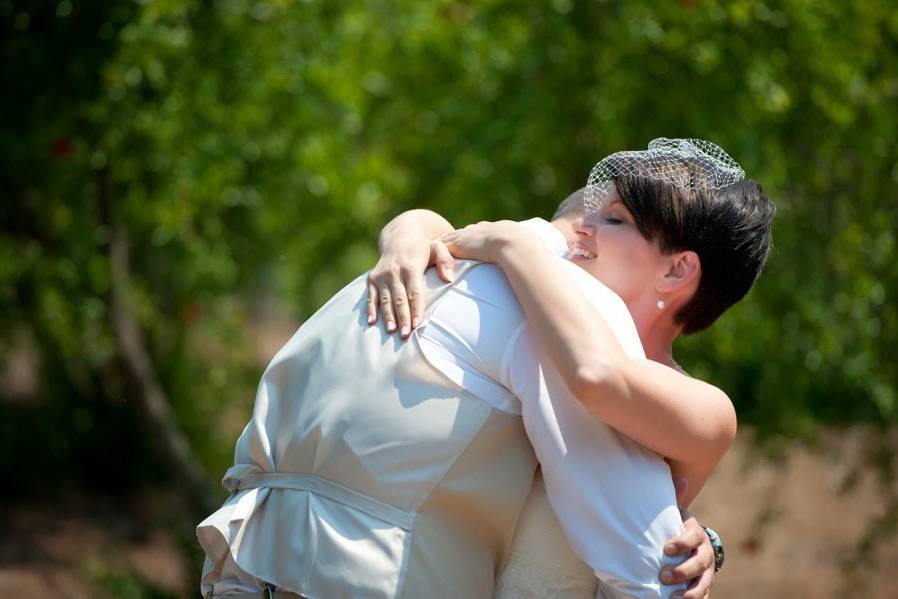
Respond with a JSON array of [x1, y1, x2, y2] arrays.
[[605, 199, 627, 212]]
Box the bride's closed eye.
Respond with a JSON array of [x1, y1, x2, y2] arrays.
[[603, 214, 623, 224]]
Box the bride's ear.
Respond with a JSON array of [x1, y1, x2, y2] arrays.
[[657, 251, 701, 295]]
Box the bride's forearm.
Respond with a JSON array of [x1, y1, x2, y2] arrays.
[[379, 209, 453, 252], [495, 238, 627, 397], [495, 239, 734, 472]]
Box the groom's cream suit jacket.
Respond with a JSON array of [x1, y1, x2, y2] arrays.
[[198, 220, 686, 599]]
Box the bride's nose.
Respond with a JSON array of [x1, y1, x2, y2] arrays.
[[574, 215, 597, 238]]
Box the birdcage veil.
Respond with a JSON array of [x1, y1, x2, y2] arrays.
[[583, 138, 746, 212]]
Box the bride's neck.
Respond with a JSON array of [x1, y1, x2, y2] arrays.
[[630, 302, 680, 366]]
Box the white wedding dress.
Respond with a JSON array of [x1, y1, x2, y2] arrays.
[[495, 469, 601, 599]]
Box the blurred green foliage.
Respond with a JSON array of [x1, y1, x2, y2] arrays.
[[2, 0, 897, 502]]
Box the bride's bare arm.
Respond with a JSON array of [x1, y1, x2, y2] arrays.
[[442, 220, 736, 507]]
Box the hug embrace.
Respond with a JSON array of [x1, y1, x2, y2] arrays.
[[196, 138, 775, 598]]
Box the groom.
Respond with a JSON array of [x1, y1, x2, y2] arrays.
[[197, 177, 739, 597]]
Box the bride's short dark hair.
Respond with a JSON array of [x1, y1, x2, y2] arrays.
[[615, 173, 775, 334]]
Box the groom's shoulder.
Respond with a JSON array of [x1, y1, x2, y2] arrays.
[[422, 261, 526, 340], [447, 261, 523, 313]]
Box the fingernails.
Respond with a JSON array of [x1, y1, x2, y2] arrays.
[[660, 568, 674, 583], [368, 315, 375, 325], [664, 543, 677, 555], [445, 267, 454, 281], [412, 317, 420, 328], [386, 321, 395, 332], [400, 326, 410, 337]]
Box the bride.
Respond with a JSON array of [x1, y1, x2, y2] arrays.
[[368, 138, 775, 598]]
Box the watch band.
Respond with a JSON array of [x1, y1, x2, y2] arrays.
[[701, 525, 725, 573]]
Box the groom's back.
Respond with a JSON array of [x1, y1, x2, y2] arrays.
[[245, 266, 529, 508], [199, 262, 538, 598]]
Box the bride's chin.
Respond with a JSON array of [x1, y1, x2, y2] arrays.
[[568, 257, 596, 275]]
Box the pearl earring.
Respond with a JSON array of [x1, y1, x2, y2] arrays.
[[656, 299, 665, 310]]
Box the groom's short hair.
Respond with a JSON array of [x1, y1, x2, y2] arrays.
[[552, 188, 587, 220], [614, 174, 775, 334]]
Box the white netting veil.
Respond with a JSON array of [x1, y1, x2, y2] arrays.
[[583, 138, 746, 213]]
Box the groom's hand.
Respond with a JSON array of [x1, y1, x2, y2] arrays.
[[656, 477, 715, 598], [660, 508, 715, 599]]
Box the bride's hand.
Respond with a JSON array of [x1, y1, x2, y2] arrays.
[[440, 220, 536, 264], [368, 231, 455, 338]]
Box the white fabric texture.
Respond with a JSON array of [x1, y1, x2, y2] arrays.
[[495, 469, 598, 598], [414, 218, 566, 415], [198, 260, 538, 599], [199, 217, 686, 598], [416, 218, 687, 598]]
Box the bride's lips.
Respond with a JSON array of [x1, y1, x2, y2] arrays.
[[568, 240, 597, 260]]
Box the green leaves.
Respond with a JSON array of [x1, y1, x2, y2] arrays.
[[2, 0, 897, 493]]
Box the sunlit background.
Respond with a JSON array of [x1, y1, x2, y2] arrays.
[[2, 1, 897, 597]]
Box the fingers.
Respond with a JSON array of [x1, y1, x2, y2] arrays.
[[665, 517, 706, 557], [661, 545, 712, 586], [679, 564, 714, 599], [662, 527, 715, 589], [439, 231, 457, 249], [694, 535, 715, 573], [368, 267, 422, 338], [429, 240, 455, 282], [406, 276, 425, 330], [377, 284, 397, 333], [389, 277, 412, 337], [366, 281, 379, 325]]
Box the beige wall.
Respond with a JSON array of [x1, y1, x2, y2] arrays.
[[694, 430, 898, 599]]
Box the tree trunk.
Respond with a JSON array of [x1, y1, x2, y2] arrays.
[[100, 174, 216, 515]]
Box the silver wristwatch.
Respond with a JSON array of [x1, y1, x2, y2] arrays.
[[701, 525, 725, 573]]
